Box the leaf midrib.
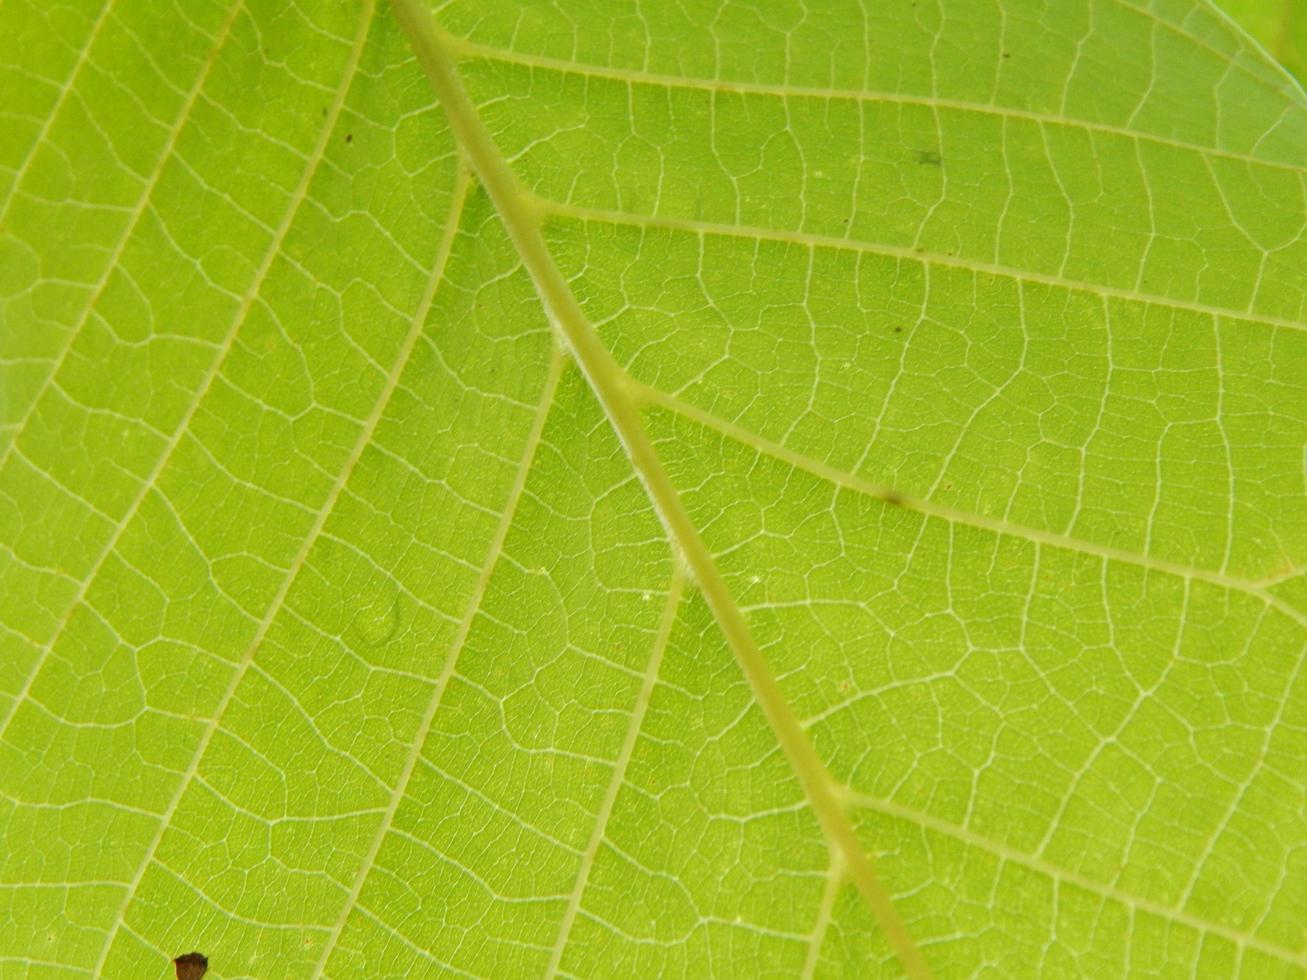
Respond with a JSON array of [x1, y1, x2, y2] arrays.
[[390, 0, 933, 976]]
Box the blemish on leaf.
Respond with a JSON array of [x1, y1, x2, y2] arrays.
[[914, 149, 942, 167], [345, 133, 353, 143], [173, 952, 208, 980], [881, 490, 907, 508], [348, 577, 402, 647]]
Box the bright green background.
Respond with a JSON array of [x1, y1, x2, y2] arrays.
[[1, 0, 1305, 977], [1218, 0, 1306, 83]]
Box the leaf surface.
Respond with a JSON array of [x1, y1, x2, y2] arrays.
[[1, 0, 1305, 977], [1215, 0, 1306, 84]]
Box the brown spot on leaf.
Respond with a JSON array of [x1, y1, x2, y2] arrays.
[[174, 952, 208, 980]]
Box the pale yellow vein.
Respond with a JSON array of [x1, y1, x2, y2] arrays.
[[312, 339, 566, 973], [87, 3, 381, 969], [447, 36, 1304, 173], [544, 569, 686, 977], [538, 199, 1307, 335]]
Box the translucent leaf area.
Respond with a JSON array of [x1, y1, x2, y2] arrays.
[[1, 0, 1305, 976], [1215, 0, 1306, 84]]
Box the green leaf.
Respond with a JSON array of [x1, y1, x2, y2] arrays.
[[2, 1, 1305, 977], [1213, 0, 1307, 85]]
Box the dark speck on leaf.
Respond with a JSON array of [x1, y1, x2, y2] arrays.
[[345, 133, 353, 143], [1002, 51, 1012, 59], [882, 490, 907, 508], [174, 952, 208, 980], [893, 326, 903, 333], [914, 149, 942, 167]]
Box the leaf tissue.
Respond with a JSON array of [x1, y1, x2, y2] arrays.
[[1, 0, 1304, 976]]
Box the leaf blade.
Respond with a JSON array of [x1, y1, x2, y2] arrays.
[[1, 0, 1305, 975]]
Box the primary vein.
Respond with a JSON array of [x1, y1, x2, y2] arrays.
[[390, 1, 934, 976]]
